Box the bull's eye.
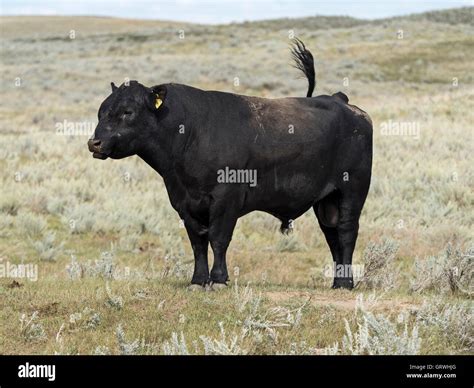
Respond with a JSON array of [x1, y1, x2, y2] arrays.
[[122, 110, 134, 120]]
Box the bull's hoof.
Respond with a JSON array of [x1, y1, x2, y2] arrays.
[[332, 277, 354, 290], [188, 284, 206, 292], [208, 282, 228, 291]]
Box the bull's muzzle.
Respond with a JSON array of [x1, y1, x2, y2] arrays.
[[88, 138, 108, 159]]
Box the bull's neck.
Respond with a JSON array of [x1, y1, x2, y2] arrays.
[[137, 84, 206, 178], [138, 142, 172, 177]]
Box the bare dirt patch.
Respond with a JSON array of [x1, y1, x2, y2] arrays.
[[265, 291, 418, 311]]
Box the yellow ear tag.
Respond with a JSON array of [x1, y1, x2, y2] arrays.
[[155, 95, 163, 109]]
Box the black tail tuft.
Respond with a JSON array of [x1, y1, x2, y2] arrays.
[[290, 38, 316, 97]]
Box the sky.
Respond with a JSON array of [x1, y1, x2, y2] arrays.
[[0, 0, 472, 24]]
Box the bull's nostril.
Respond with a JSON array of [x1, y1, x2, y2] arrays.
[[88, 138, 102, 152], [88, 138, 101, 148]]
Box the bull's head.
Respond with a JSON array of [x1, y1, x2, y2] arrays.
[[88, 81, 166, 160]]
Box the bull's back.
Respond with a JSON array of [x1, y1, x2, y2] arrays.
[[204, 93, 342, 167]]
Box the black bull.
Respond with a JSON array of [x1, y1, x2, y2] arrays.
[[88, 46, 373, 290]]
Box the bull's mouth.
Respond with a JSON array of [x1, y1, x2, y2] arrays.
[[88, 138, 110, 160], [92, 152, 109, 160]]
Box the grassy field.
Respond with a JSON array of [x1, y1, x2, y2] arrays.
[[0, 8, 472, 355]]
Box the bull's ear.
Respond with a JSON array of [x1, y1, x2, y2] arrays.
[[111, 82, 118, 92], [151, 85, 167, 110]]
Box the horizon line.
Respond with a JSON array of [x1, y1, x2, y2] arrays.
[[0, 6, 471, 26]]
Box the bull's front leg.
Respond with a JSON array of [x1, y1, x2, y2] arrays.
[[208, 195, 239, 289], [209, 241, 230, 287], [184, 222, 210, 288]]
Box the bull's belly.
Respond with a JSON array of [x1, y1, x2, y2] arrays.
[[242, 170, 334, 219]]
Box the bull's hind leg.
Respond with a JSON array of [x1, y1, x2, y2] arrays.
[[314, 192, 342, 287], [333, 174, 371, 289], [316, 190, 366, 289], [333, 197, 364, 290]]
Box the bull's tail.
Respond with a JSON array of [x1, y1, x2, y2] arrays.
[[290, 38, 315, 97]]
